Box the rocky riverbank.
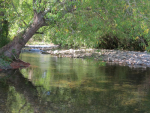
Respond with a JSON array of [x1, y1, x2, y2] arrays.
[[41, 49, 150, 68]]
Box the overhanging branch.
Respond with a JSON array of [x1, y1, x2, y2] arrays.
[[42, 0, 66, 16], [43, 8, 52, 16], [11, 0, 27, 26], [35, 32, 44, 34]]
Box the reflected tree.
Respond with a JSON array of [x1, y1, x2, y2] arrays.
[[0, 70, 58, 113], [0, 80, 9, 113], [1, 64, 150, 112]]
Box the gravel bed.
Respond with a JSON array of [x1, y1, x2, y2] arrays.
[[41, 49, 150, 68]]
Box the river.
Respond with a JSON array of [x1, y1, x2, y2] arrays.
[[0, 52, 150, 113]]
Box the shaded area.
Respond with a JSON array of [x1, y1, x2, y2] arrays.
[[0, 80, 9, 113], [0, 70, 58, 113], [0, 0, 10, 48]]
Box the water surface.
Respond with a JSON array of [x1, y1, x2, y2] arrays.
[[0, 52, 150, 113]]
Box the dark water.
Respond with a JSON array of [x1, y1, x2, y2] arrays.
[[0, 52, 150, 113]]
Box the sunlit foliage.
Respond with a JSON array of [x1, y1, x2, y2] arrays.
[[2, 0, 150, 51], [48, 0, 150, 51]]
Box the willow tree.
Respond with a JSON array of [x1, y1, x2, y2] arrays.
[[0, 0, 77, 60]]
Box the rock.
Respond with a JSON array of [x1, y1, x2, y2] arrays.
[[54, 50, 59, 54], [136, 60, 143, 65], [108, 57, 113, 62], [69, 49, 74, 53]]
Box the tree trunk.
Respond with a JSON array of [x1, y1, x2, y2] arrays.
[[0, 12, 45, 60]]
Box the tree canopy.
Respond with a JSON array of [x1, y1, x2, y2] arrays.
[[1, 0, 150, 53]]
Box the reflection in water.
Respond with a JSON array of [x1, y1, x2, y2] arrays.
[[0, 52, 150, 112], [0, 78, 9, 113], [0, 70, 57, 113]]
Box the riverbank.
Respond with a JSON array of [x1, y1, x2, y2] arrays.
[[41, 48, 150, 68], [1, 45, 150, 70], [0, 59, 30, 71]]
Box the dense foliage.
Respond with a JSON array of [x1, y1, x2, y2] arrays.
[[2, 0, 150, 51], [0, 0, 10, 48], [49, 0, 150, 51]]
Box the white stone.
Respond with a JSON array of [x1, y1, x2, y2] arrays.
[[54, 50, 59, 54]]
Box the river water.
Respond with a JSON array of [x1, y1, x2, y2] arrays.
[[0, 52, 150, 113]]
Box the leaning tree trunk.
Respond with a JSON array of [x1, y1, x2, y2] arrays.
[[0, 12, 45, 60]]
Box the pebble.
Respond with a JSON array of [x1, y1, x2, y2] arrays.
[[41, 49, 150, 68]]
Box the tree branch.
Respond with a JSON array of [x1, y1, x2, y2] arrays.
[[43, 8, 52, 16], [42, 0, 77, 27], [42, 0, 66, 16], [35, 32, 44, 34], [11, 0, 27, 26]]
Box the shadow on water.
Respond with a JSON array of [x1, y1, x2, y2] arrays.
[[0, 52, 150, 112], [0, 70, 58, 113]]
